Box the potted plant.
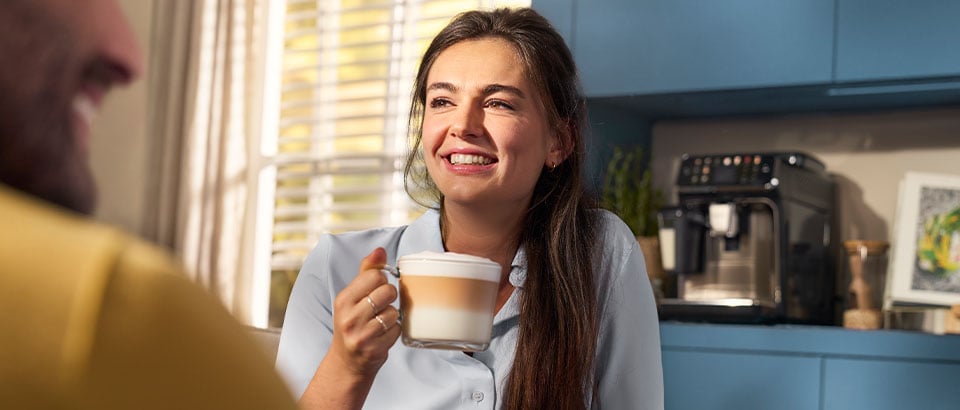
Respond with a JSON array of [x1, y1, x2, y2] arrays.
[[601, 145, 666, 301]]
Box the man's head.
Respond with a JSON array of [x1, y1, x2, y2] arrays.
[[0, 0, 142, 214]]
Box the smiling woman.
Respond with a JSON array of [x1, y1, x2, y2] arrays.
[[276, 7, 663, 410]]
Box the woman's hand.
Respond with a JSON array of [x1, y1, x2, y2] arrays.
[[328, 247, 401, 377], [300, 248, 401, 409]]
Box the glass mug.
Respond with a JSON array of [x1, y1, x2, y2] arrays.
[[382, 251, 501, 352]]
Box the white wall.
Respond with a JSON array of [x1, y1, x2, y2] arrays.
[[89, 0, 155, 235], [650, 107, 960, 244]]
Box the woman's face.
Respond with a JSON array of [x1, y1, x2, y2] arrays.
[[421, 37, 562, 210]]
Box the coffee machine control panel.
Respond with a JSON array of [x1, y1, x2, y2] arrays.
[[676, 153, 822, 188]]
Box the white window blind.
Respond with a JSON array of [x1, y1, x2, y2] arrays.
[[259, 0, 529, 327]]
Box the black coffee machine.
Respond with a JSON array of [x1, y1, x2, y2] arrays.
[[657, 152, 835, 324]]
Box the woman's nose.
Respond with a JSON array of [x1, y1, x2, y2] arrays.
[[447, 105, 484, 139]]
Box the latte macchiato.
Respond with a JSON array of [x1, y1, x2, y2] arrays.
[[395, 251, 501, 351]]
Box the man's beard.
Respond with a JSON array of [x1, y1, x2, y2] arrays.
[[0, 92, 99, 215], [0, 3, 97, 215]]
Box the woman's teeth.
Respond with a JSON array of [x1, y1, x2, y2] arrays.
[[449, 153, 492, 165]]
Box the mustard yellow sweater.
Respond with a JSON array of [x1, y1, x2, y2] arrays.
[[0, 185, 296, 409]]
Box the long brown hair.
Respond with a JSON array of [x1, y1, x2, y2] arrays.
[[403, 8, 600, 409]]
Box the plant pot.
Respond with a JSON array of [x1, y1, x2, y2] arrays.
[[636, 236, 664, 281]]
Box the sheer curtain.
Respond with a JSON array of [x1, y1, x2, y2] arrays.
[[144, 0, 269, 323]]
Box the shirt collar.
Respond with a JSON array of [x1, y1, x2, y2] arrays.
[[508, 247, 527, 288], [396, 209, 445, 258]]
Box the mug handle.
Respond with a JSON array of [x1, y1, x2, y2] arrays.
[[381, 264, 400, 278], [380, 264, 402, 322]]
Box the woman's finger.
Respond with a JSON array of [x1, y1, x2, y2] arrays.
[[364, 282, 399, 316], [337, 247, 389, 306], [363, 306, 401, 339]]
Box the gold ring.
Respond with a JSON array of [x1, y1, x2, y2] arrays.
[[365, 295, 377, 314], [374, 314, 389, 332]]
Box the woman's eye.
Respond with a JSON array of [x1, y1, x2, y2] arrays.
[[486, 100, 514, 110], [429, 98, 451, 108]]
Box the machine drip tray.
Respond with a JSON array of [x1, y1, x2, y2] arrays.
[[659, 298, 778, 324]]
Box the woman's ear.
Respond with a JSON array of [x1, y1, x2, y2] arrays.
[[546, 121, 575, 167]]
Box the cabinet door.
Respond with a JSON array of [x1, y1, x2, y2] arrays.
[[836, 0, 960, 82], [663, 349, 821, 410], [823, 358, 960, 410], [573, 0, 834, 97]]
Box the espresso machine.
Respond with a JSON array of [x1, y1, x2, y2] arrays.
[[657, 152, 835, 324]]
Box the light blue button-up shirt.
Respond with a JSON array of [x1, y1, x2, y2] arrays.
[[276, 209, 664, 409]]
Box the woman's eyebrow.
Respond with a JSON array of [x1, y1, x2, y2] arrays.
[[426, 82, 525, 99], [427, 82, 458, 93], [483, 84, 525, 99]]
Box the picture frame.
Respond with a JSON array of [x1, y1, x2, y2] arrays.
[[887, 172, 960, 307]]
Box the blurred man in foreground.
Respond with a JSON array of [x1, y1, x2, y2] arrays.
[[0, 0, 296, 408]]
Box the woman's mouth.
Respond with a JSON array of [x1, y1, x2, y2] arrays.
[[448, 153, 495, 166]]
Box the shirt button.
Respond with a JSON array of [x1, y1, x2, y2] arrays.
[[471, 391, 484, 402]]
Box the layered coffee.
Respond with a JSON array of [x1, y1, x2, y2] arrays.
[[396, 251, 501, 351]]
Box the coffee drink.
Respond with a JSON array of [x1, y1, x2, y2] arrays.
[[396, 251, 501, 351]]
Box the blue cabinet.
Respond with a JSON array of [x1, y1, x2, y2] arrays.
[[836, 0, 960, 82], [534, 0, 834, 97], [663, 350, 821, 410], [661, 323, 960, 410], [532, 0, 960, 104], [823, 358, 960, 410]]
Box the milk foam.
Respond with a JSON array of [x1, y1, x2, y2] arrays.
[[403, 307, 494, 344], [400, 251, 493, 264], [398, 251, 500, 282]]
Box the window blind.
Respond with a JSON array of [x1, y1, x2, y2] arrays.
[[263, 0, 529, 327]]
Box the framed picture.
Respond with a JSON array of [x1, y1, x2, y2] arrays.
[[887, 172, 960, 307]]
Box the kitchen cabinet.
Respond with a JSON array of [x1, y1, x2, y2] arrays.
[[836, 0, 960, 83], [661, 323, 960, 410], [822, 358, 960, 410], [533, 0, 834, 98], [532, 0, 960, 115], [663, 349, 820, 410]]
